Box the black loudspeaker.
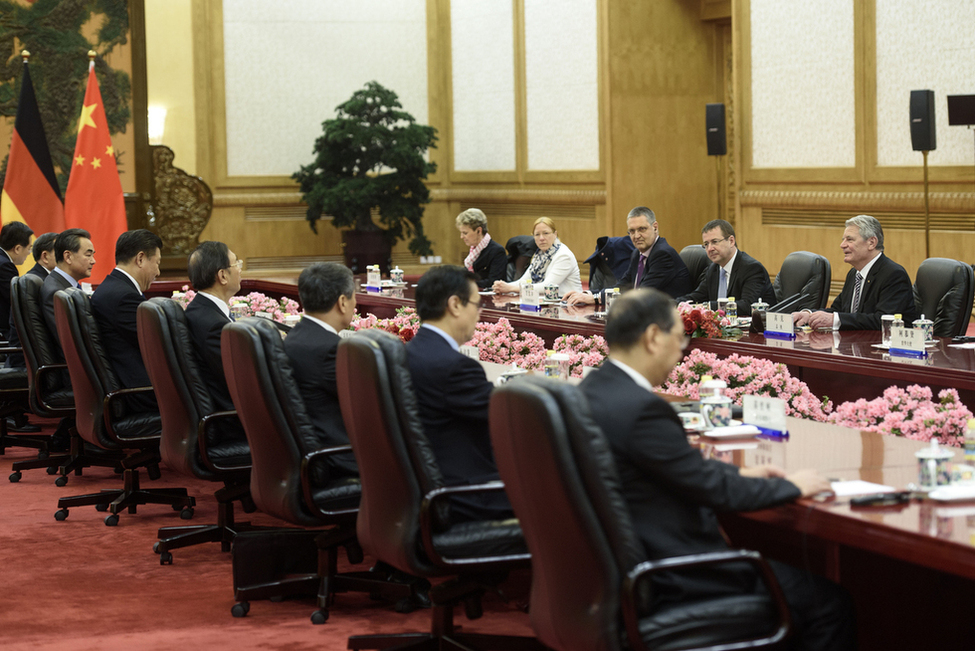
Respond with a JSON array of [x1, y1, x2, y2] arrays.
[[910, 90, 937, 151], [706, 103, 727, 156]]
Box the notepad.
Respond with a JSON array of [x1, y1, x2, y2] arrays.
[[830, 480, 896, 497]]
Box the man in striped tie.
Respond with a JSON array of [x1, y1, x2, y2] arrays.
[[793, 215, 915, 330]]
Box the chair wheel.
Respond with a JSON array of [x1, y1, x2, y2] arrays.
[[37, 450, 49, 460], [8, 471, 21, 482], [153, 542, 161, 554], [46, 465, 58, 475], [104, 514, 119, 526], [159, 551, 173, 565], [394, 598, 416, 614], [344, 540, 364, 565], [54, 475, 68, 487], [95, 502, 109, 512], [463, 596, 483, 620], [231, 602, 250, 618], [311, 609, 329, 625], [269, 595, 285, 603], [54, 508, 68, 521], [179, 506, 194, 520]]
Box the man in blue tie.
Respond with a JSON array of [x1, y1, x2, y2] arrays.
[[564, 206, 692, 305], [792, 215, 915, 330], [677, 219, 776, 310]]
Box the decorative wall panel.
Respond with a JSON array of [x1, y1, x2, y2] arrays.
[[876, 0, 975, 167], [750, 0, 856, 168], [223, 0, 428, 177], [524, 0, 599, 170], [451, 0, 517, 171]]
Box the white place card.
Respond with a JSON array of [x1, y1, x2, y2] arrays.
[[366, 267, 381, 289], [520, 283, 540, 311], [338, 329, 357, 339], [765, 312, 794, 336], [742, 395, 787, 434], [255, 311, 272, 320], [890, 326, 925, 353], [459, 345, 480, 360]]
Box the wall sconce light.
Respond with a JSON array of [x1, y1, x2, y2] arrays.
[[147, 106, 167, 145]]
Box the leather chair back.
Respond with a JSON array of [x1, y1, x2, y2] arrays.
[[491, 377, 640, 651], [336, 329, 450, 577], [913, 258, 975, 337], [138, 298, 242, 480], [222, 317, 357, 527], [679, 245, 710, 289], [505, 235, 538, 282], [11, 274, 73, 417], [773, 251, 831, 310]]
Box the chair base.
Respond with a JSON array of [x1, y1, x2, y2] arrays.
[[55, 467, 194, 522], [11, 434, 123, 482], [156, 483, 266, 555]]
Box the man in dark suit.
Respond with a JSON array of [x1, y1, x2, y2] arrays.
[[41, 228, 95, 348], [6, 232, 56, 393], [565, 206, 692, 305], [183, 241, 241, 415], [0, 221, 34, 340], [677, 219, 776, 310], [406, 265, 514, 523], [580, 288, 855, 650], [283, 262, 358, 481], [793, 215, 915, 330], [90, 230, 162, 413]]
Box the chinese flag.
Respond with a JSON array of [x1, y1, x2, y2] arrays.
[[0, 56, 66, 275], [64, 58, 127, 284]]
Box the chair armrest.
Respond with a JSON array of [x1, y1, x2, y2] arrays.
[[197, 410, 249, 473], [300, 445, 359, 517], [418, 481, 518, 568], [33, 362, 74, 415], [102, 386, 159, 444], [621, 549, 791, 651], [0, 344, 21, 354]]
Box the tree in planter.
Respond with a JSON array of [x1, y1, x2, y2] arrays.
[[293, 81, 438, 264]]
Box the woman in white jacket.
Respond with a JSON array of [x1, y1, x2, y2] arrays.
[[492, 217, 582, 296]]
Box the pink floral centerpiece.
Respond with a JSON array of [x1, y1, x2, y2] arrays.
[[171, 286, 300, 325], [351, 306, 420, 342], [468, 318, 547, 370], [552, 333, 608, 378]]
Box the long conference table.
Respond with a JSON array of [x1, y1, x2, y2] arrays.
[[150, 277, 975, 648]]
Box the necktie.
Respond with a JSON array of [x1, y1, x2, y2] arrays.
[[718, 268, 728, 300], [634, 254, 647, 288], [851, 272, 863, 312]]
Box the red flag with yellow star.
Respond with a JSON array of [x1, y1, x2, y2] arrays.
[[63, 57, 127, 284]]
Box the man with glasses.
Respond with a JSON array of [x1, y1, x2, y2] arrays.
[[406, 265, 514, 523], [184, 241, 243, 423], [564, 206, 692, 305], [581, 288, 856, 651], [677, 219, 776, 310]]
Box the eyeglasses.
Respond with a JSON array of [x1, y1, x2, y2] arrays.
[[228, 260, 243, 271], [701, 237, 728, 250], [627, 226, 651, 236]]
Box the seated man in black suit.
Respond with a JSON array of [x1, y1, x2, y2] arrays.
[[283, 262, 358, 481], [406, 265, 514, 523], [0, 221, 34, 341], [677, 219, 776, 310], [456, 208, 506, 289], [41, 228, 95, 348], [564, 206, 692, 305], [793, 214, 915, 330], [581, 288, 855, 651], [90, 229, 162, 413], [183, 241, 242, 419]]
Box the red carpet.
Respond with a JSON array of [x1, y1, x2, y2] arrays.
[[0, 435, 535, 650]]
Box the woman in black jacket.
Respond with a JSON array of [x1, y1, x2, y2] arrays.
[[456, 208, 506, 289]]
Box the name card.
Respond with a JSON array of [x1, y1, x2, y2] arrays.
[[520, 283, 540, 311], [890, 326, 926, 356], [255, 311, 272, 320], [764, 312, 795, 339], [459, 345, 480, 360], [338, 329, 357, 340], [365, 267, 381, 291], [743, 395, 788, 435]]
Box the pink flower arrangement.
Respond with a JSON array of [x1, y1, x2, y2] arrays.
[[828, 385, 972, 447], [171, 285, 196, 308], [171, 287, 300, 325], [351, 307, 420, 343], [552, 333, 608, 377], [468, 318, 547, 370], [661, 348, 832, 421]]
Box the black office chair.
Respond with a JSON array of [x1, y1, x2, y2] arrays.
[[505, 235, 538, 282], [8, 274, 120, 484], [773, 251, 832, 311], [490, 377, 791, 651], [137, 298, 256, 564], [679, 245, 711, 289], [52, 288, 194, 525], [584, 235, 636, 295], [913, 258, 975, 338], [222, 317, 416, 624], [337, 329, 544, 650], [0, 339, 36, 458]]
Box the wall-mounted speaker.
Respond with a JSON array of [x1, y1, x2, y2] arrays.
[[706, 103, 727, 156], [910, 89, 937, 152]]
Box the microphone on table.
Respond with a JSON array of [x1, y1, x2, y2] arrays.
[[750, 293, 808, 333]]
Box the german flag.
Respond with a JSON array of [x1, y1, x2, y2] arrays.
[[0, 53, 66, 268]]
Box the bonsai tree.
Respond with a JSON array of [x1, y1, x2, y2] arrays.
[[293, 81, 437, 257]]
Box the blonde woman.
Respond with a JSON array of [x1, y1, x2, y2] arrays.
[[456, 208, 506, 289], [492, 217, 582, 296]]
